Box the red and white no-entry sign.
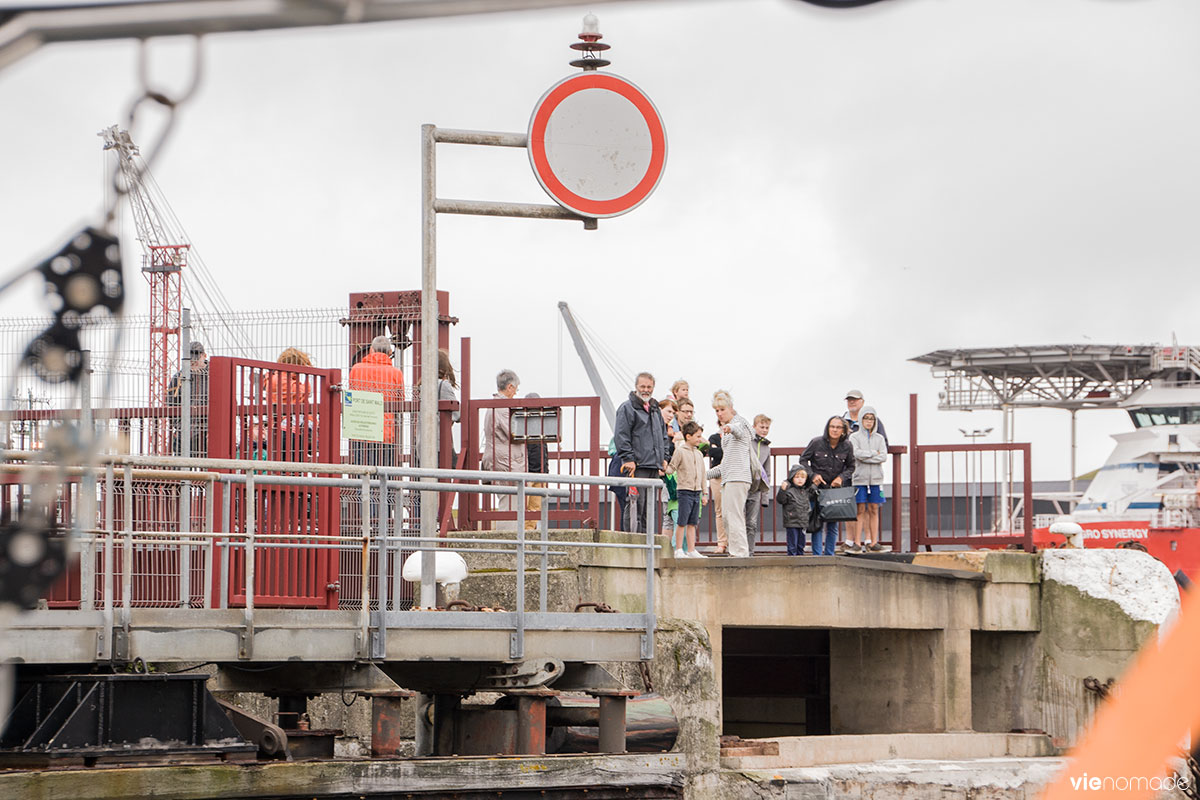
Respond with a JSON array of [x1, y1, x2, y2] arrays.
[[528, 72, 667, 219]]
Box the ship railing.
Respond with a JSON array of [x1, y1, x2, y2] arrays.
[[1, 451, 663, 663], [1151, 345, 1200, 378], [1158, 487, 1199, 510], [1151, 507, 1195, 530]]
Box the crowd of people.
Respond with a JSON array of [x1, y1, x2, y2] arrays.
[[170, 346, 889, 558], [611, 374, 890, 558]]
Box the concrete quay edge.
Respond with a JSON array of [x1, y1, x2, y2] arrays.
[[719, 732, 1057, 770]]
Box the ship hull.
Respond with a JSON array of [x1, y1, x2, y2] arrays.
[[1033, 520, 1199, 580]]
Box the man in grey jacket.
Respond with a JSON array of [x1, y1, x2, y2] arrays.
[[614, 372, 668, 533]]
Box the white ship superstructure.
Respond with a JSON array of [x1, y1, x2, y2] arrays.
[[1074, 382, 1200, 528]]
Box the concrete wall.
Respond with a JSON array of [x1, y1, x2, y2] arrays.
[[971, 631, 1039, 734], [204, 539, 1160, 761], [1029, 578, 1158, 747], [830, 629, 946, 734], [657, 557, 1017, 735]]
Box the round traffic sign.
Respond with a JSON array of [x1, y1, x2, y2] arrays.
[[528, 72, 667, 219]]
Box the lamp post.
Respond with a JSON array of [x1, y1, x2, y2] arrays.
[[959, 427, 993, 533]]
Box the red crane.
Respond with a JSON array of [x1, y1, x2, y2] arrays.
[[100, 126, 188, 452]]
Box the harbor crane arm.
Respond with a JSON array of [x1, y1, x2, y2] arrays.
[[100, 124, 189, 414], [557, 301, 616, 431]]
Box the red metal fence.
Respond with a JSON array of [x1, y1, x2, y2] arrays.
[[678, 446, 908, 552], [458, 395, 602, 529], [908, 394, 1034, 552], [208, 356, 342, 607]]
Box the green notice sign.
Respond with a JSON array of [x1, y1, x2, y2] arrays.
[[343, 389, 384, 442]]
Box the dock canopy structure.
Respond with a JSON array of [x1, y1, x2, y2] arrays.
[[909, 344, 1199, 411]]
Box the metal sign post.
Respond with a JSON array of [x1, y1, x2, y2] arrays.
[[418, 17, 666, 609]]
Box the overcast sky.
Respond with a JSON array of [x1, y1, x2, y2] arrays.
[[2, 0, 1199, 481]]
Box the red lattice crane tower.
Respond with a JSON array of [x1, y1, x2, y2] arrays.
[[101, 126, 188, 448]]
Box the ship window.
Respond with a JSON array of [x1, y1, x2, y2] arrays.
[[1129, 407, 1184, 427]]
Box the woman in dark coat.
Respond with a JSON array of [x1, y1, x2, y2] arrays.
[[800, 416, 856, 556]]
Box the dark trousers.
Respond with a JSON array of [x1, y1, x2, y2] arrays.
[[786, 527, 806, 556], [630, 466, 660, 533]]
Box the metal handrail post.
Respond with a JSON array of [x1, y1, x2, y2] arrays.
[[79, 350, 95, 612], [539, 487, 549, 614], [1023, 445, 1034, 553], [181, 308, 192, 460], [398, 482, 412, 614], [219, 476, 231, 610], [376, 474, 388, 612], [391, 483, 405, 611], [179, 311, 193, 607], [243, 471, 255, 633], [100, 463, 114, 659], [360, 474, 371, 649], [419, 122, 439, 612], [513, 479, 526, 659], [121, 465, 133, 627], [643, 484, 656, 660], [178, 483, 192, 607], [203, 477, 215, 610]]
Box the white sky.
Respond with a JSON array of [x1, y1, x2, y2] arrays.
[[2, 0, 1199, 480]]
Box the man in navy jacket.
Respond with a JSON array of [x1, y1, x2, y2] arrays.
[[614, 372, 668, 533]]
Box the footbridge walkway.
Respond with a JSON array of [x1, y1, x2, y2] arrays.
[[2, 452, 661, 693]]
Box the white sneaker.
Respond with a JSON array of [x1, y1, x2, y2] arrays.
[[674, 548, 687, 559], [688, 550, 706, 558]]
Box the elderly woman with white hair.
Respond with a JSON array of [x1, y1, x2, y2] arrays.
[[705, 390, 754, 557], [483, 368, 525, 529]]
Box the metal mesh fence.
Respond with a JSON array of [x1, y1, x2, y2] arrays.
[[0, 304, 426, 464]]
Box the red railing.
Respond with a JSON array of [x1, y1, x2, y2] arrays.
[[908, 394, 1034, 552], [654, 445, 909, 552], [458, 395, 602, 529]]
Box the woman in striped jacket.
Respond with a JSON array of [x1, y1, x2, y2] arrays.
[[706, 390, 754, 558]]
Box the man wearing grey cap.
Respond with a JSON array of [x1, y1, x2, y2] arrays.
[[842, 389, 886, 443]]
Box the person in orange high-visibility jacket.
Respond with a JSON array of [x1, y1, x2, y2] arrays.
[[348, 335, 405, 446]]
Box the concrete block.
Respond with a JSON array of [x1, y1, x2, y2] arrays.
[[458, 569, 581, 612], [588, 530, 669, 569], [1041, 579, 1157, 655], [913, 551, 991, 573], [453, 529, 600, 573], [979, 551, 1041, 584], [578, 564, 655, 614], [718, 732, 1056, 769], [912, 551, 1039, 584], [979, 582, 1041, 631]]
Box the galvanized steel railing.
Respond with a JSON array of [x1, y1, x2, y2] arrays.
[[2, 451, 662, 664]]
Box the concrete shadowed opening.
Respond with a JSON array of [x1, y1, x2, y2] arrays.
[[722, 627, 831, 737]]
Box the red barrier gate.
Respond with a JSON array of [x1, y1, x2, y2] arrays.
[[908, 394, 1034, 552], [459, 395, 602, 529], [208, 356, 342, 608]]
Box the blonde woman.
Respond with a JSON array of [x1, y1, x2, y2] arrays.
[[705, 390, 753, 558]]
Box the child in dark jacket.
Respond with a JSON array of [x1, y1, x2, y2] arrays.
[[776, 463, 818, 556]]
